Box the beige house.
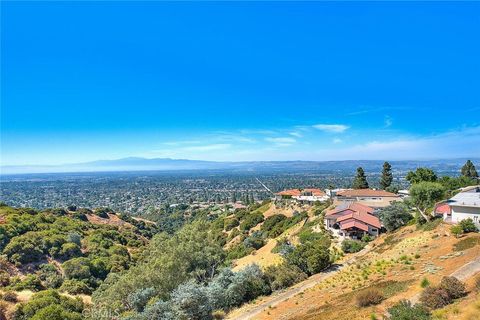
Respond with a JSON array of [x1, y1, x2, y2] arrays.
[[335, 189, 401, 208]]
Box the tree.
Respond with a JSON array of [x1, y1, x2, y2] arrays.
[[380, 162, 393, 190], [406, 168, 437, 184], [377, 202, 412, 231], [461, 160, 478, 179], [352, 167, 369, 189], [409, 182, 445, 222]]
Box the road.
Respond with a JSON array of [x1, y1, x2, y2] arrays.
[[227, 246, 371, 320]]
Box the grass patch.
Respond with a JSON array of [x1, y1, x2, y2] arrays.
[[453, 237, 480, 252], [417, 218, 442, 231], [374, 234, 401, 254]]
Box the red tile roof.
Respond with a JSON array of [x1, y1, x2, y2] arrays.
[[336, 211, 381, 228], [340, 220, 369, 232], [336, 189, 398, 197], [326, 202, 374, 216], [435, 203, 451, 215], [326, 202, 381, 229]]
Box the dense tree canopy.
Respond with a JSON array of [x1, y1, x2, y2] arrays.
[[406, 168, 438, 184]]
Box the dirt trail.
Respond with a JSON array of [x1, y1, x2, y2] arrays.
[[227, 246, 371, 320]]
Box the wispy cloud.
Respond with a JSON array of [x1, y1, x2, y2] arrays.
[[313, 124, 349, 133], [333, 138, 343, 144], [289, 131, 303, 137], [265, 137, 296, 147]]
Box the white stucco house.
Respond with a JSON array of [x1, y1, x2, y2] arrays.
[[446, 186, 480, 228]]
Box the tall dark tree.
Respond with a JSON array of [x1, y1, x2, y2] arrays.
[[352, 167, 369, 189], [461, 160, 478, 179], [380, 161, 393, 190]]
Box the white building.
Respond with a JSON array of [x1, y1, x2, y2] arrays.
[[447, 186, 480, 228]]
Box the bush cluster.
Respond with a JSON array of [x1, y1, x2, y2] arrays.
[[419, 276, 465, 310], [341, 239, 366, 253], [355, 288, 384, 307]]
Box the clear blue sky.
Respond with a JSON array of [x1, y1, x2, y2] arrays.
[[2, 2, 479, 165]]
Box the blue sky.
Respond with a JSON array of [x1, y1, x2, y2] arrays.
[[2, 2, 479, 165]]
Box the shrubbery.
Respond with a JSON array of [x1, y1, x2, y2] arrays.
[[388, 300, 430, 320], [341, 239, 366, 253], [419, 286, 451, 309], [438, 276, 466, 299], [60, 279, 93, 295], [239, 213, 264, 231], [419, 276, 465, 310], [264, 263, 307, 291], [286, 238, 331, 275], [378, 202, 412, 232], [13, 290, 83, 320], [355, 288, 384, 307]]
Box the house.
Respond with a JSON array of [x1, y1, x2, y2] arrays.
[[275, 188, 329, 203], [325, 202, 381, 238], [335, 189, 401, 208], [435, 202, 452, 222], [445, 186, 480, 228]]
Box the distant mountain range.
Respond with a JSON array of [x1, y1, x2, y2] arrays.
[[2, 157, 479, 175]]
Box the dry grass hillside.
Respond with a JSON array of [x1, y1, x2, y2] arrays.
[[230, 221, 480, 320]]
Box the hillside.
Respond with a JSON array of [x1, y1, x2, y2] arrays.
[[0, 204, 158, 319], [227, 222, 480, 320]]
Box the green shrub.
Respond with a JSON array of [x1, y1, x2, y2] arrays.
[[388, 300, 430, 320], [58, 242, 82, 260], [420, 277, 430, 288], [450, 225, 463, 238], [341, 239, 366, 253], [60, 279, 93, 295], [13, 289, 83, 320], [458, 218, 478, 233], [239, 213, 264, 231], [264, 263, 307, 291], [11, 274, 44, 292], [355, 288, 384, 307], [243, 232, 265, 250], [224, 218, 239, 231], [286, 239, 331, 275], [439, 276, 465, 299], [378, 202, 412, 232]]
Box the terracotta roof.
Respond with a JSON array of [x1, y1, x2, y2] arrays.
[[326, 202, 374, 217], [336, 211, 381, 228], [340, 220, 369, 232], [276, 188, 326, 197], [435, 203, 451, 215], [276, 189, 302, 196], [336, 189, 398, 198]]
